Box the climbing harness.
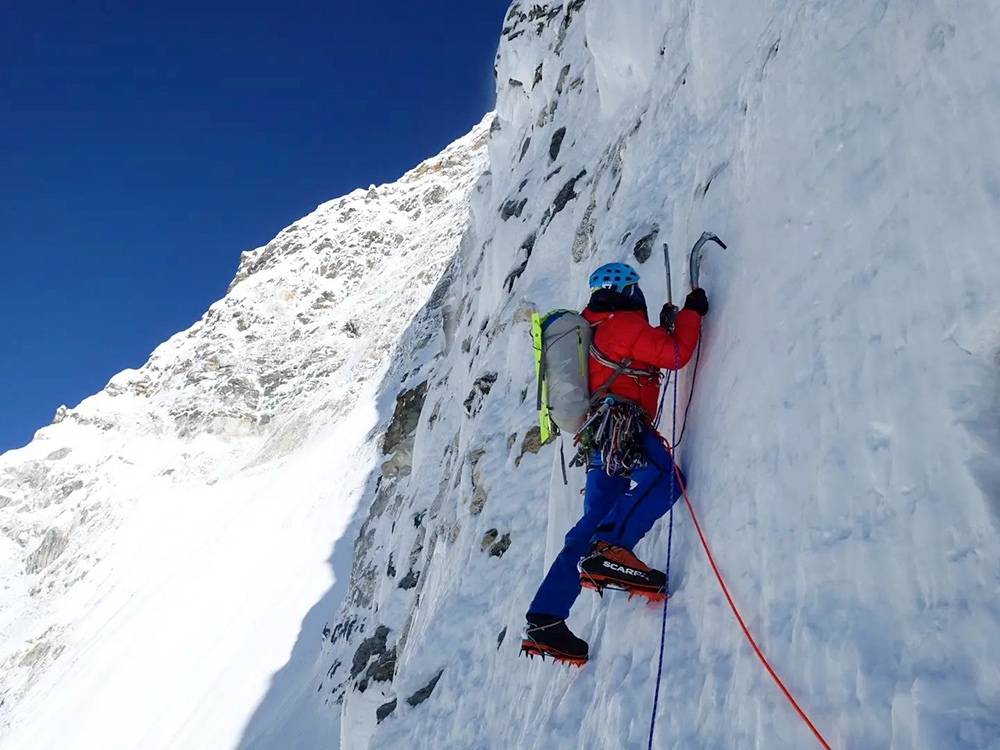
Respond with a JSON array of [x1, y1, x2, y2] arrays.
[[569, 334, 659, 475], [588, 341, 660, 395]]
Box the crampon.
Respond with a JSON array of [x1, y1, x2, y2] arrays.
[[579, 569, 668, 604], [519, 638, 588, 667], [520, 614, 588, 666]]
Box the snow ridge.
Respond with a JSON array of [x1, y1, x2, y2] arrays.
[[0, 120, 489, 748]]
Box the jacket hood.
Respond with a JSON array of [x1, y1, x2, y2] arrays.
[[587, 285, 648, 321]]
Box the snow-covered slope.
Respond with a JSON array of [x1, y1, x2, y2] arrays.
[[5, 1, 1000, 749], [0, 120, 489, 749], [318, 2, 1000, 749]]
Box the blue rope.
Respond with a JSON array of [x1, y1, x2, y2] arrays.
[[647, 341, 680, 749]]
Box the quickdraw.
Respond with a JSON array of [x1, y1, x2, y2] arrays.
[[571, 396, 648, 475]]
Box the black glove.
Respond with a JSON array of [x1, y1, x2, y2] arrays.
[[683, 288, 709, 317], [659, 303, 678, 331]]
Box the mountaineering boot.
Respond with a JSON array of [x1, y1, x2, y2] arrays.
[[520, 613, 589, 666], [579, 541, 667, 602]]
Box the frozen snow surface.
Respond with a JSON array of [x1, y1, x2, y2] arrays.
[[5, 0, 1000, 748]]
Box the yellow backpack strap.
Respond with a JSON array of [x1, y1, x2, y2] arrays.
[[531, 312, 553, 444]]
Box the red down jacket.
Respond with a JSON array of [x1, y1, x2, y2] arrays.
[[582, 306, 701, 420]]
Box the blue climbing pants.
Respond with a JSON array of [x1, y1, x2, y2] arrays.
[[526, 427, 683, 619]]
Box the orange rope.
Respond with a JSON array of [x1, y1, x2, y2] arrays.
[[665, 442, 833, 749]]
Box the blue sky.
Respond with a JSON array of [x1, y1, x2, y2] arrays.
[[0, 0, 510, 453]]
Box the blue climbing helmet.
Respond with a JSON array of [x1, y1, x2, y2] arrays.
[[589, 262, 640, 293]]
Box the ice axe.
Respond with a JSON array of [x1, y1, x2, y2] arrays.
[[688, 231, 727, 289], [660, 243, 677, 333]]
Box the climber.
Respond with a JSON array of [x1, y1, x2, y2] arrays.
[[521, 262, 708, 665]]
